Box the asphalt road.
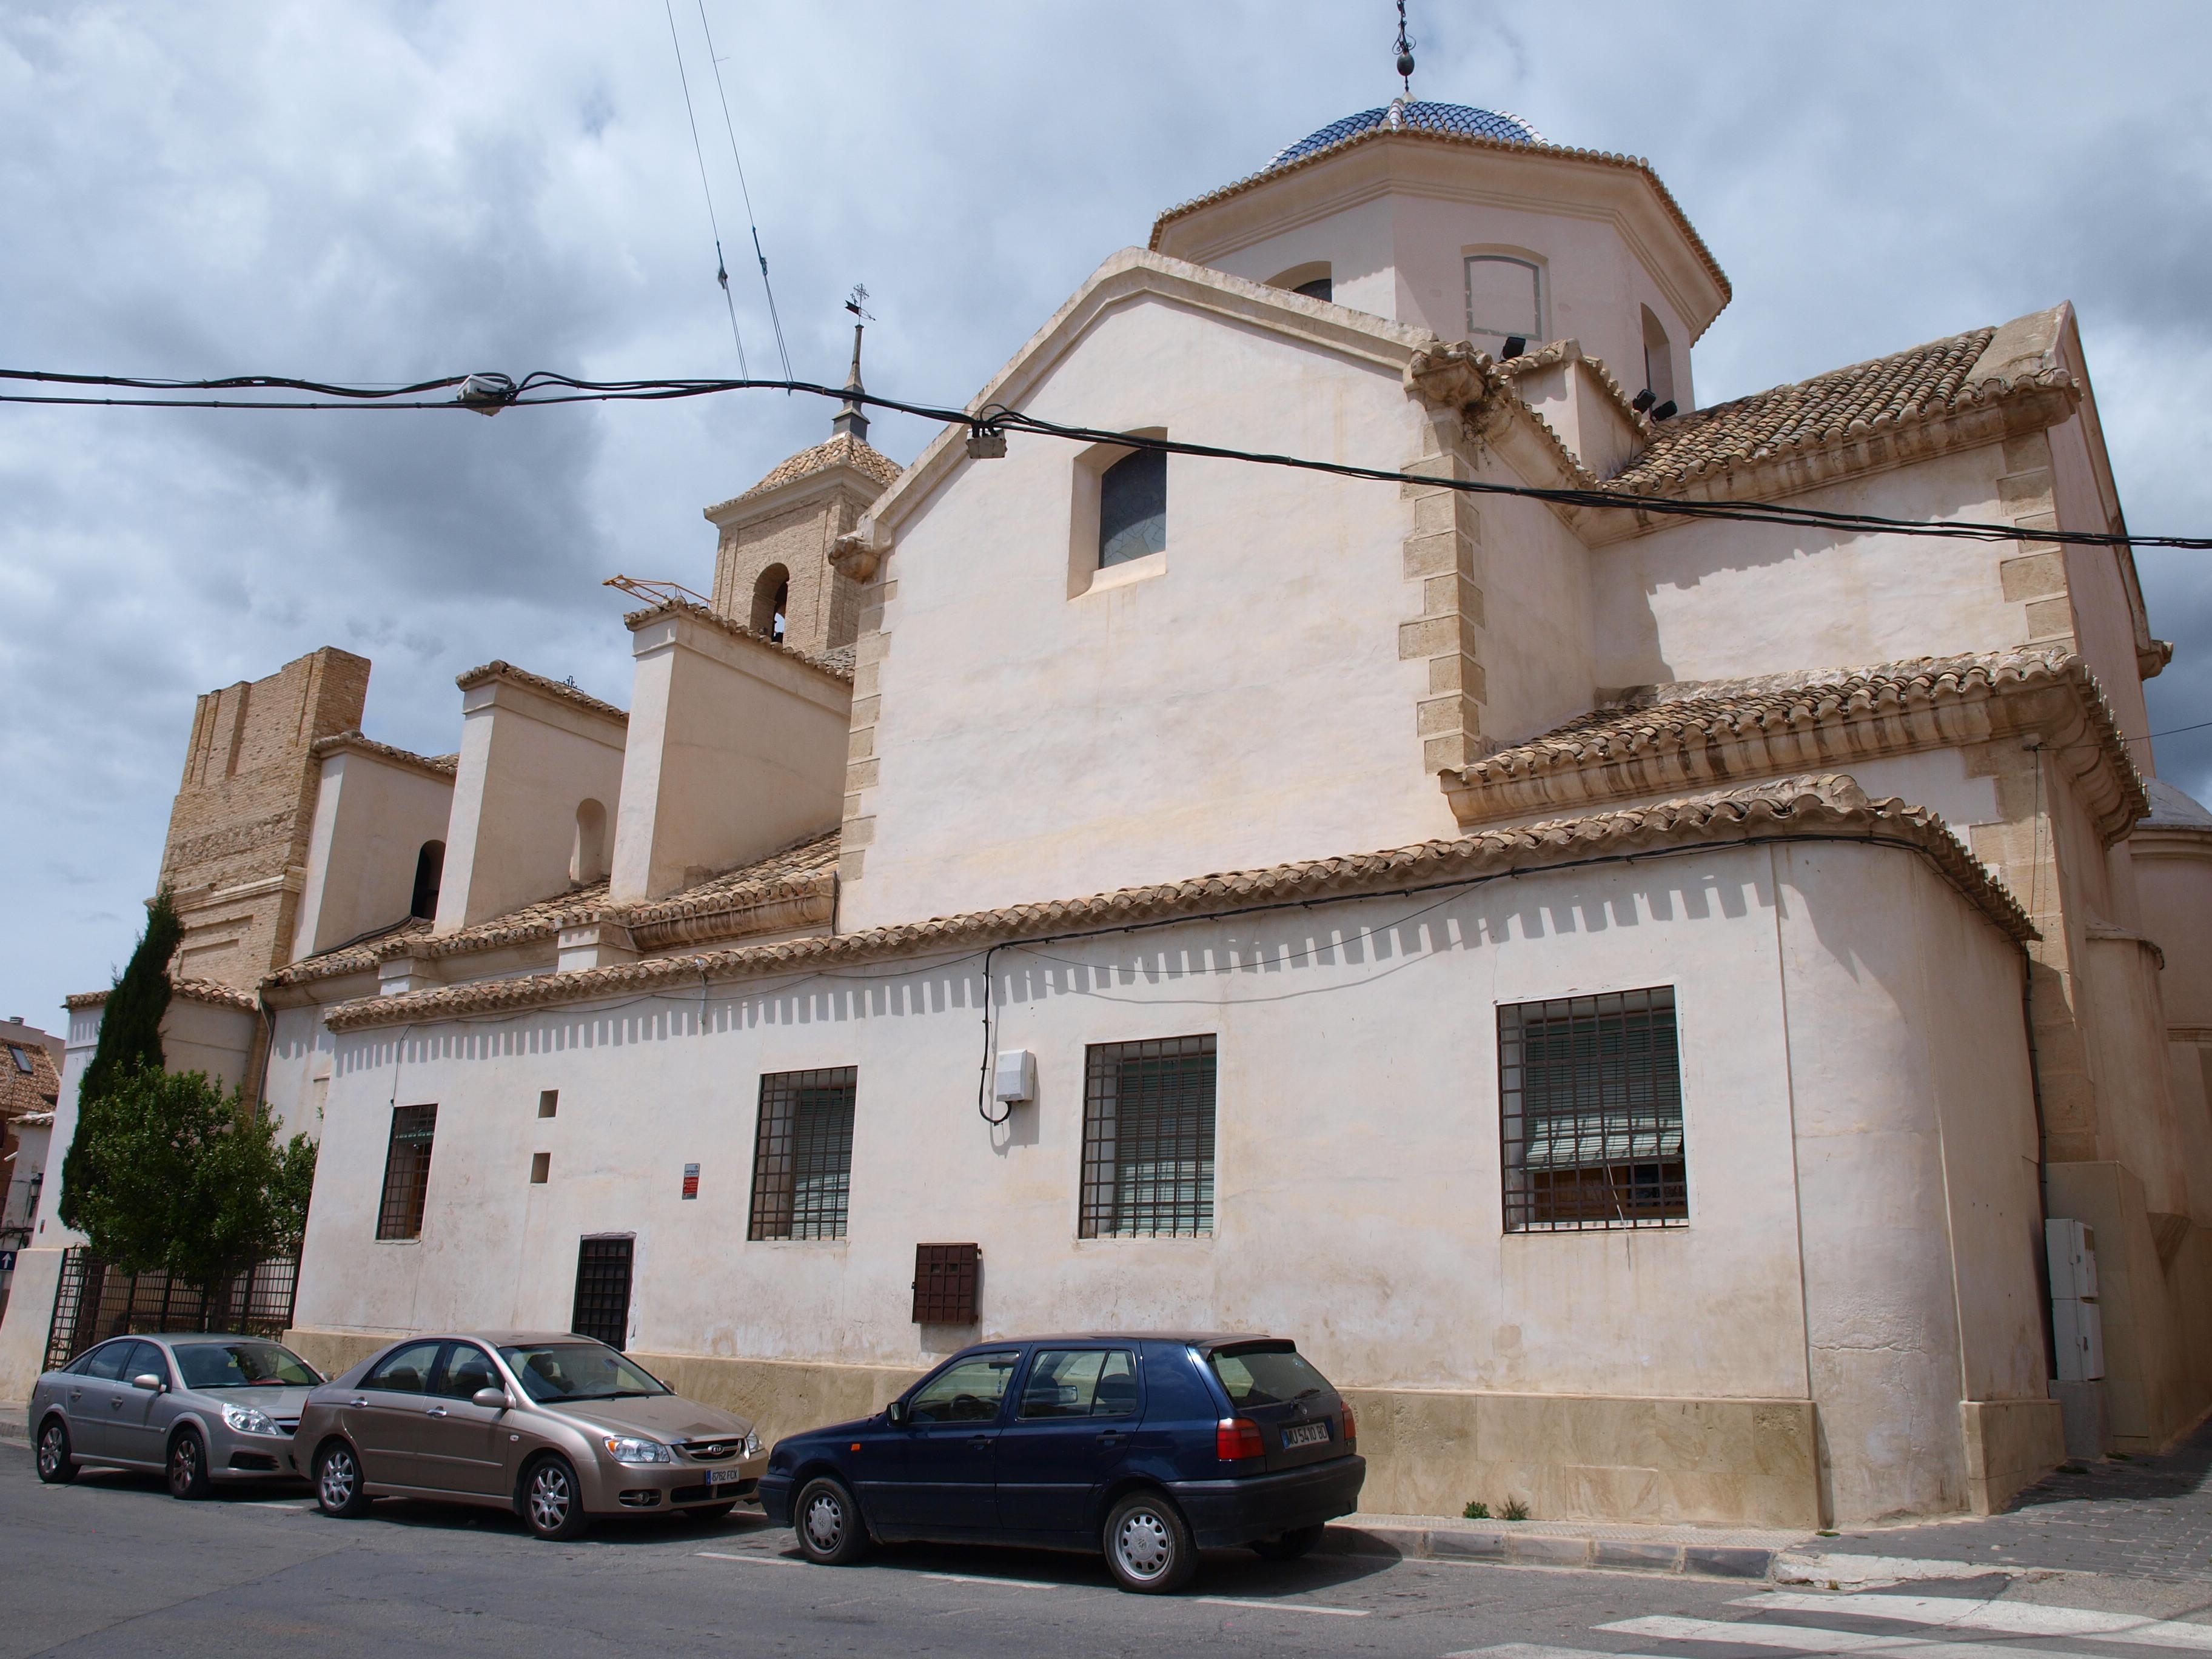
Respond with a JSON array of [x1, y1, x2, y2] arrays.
[[0, 1439, 1777, 1658]]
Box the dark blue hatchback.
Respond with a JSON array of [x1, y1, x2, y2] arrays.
[[759, 1332, 1364, 1592]]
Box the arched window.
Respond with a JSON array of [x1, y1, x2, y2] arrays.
[[750, 564, 790, 643], [1292, 275, 1333, 302], [1269, 262, 1333, 303], [1098, 449, 1166, 569], [1465, 254, 1544, 354], [1640, 305, 1677, 409], [571, 799, 608, 886], [409, 840, 445, 920]]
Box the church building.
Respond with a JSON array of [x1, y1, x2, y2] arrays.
[[7, 89, 2210, 1530]]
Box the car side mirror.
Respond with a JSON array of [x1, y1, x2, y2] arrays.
[[131, 1373, 163, 1392], [471, 1387, 509, 1410], [885, 1399, 908, 1427]]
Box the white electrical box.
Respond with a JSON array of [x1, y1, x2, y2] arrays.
[[2045, 1218, 2099, 1301], [2053, 1295, 2106, 1381], [993, 1048, 1036, 1105]]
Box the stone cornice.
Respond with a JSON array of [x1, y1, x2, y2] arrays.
[[323, 776, 2030, 1033], [309, 731, 459, 780], [1443, 648, 2148, 846], [454, 660, 628, 725]]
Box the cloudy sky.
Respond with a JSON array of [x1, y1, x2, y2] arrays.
[[2, 2, 2208, 1028]]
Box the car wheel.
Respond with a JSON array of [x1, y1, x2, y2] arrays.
[[521, 1455, 591, 1541], [167, 1429, 212, 1500], [1252, 1523, 1325, 1561], [35, 1418, 78, 1484], [1104, 1490, 1196, 1593], [683, 1500, 740, 1523], [313, 1440, 374, 1518], [793, 1475, 870, 1565]]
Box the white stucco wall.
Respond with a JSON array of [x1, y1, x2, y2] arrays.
[[292, 749, 454, 960], [436, 678, 627, 931], [843, 295, 1460, 930]]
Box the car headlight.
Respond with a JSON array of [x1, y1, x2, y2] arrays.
[[222, 1404, 280, 1436], [602, 1436, 671, 1464], [743, 1429, 763, 1459]]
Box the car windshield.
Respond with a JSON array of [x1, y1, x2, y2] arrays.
[[1207, 1343, 1332, 1407], [498, 1342, 670, 1403], [172, 1341, 322, 1390]]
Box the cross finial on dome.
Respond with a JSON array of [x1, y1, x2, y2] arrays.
[[1393, 0, 1415, 95], [833, 284, 873, 442]]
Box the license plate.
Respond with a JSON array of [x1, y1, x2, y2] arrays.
[[1282, 1421, 1330, 1449], [706, 1468, 750, 1486]]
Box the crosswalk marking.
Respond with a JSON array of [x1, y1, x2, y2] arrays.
[[1603, 1614, 2075, 1659], [1195, 1595, 1369, 1618], [1743, 1594, 2212, 1652]]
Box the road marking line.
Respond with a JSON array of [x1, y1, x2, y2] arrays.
[[919, 1572, 1061, 1589], [1605, 1615, 2106, 1659], [1447, 1648, 1675, 1659], [242, 1500, 310, 1509], [1743, 1594, 2212, 1651], [695, 1550, 806, 1568], [1774, 1553, 2022, 1586], [1195, 1595, 1368, 1618]]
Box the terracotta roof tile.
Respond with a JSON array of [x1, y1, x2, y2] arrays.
[[454, 660, 626, 723], [1, 1038, 61, 1118], [309, 731, 459, 778], [324, 775, 2032, 1033], [620, 597, 856, 685], [1611, 325, 2019, 494], [64, 977, 261, 1014], [714, 432, 902, 510]]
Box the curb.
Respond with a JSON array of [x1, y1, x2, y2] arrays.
[[1324, 1523, 1778, 1579]]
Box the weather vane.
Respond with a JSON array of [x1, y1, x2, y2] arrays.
[[845, 284, 873, 323], [1394, 1, 1416, 96]]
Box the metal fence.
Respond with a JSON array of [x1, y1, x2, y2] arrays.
[[43, 1248, 300, 1373]]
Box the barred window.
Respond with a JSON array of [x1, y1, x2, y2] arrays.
[[1079, 1035, 1216, 1238], [377, 1104, 437, 1241], [747, 1067, 857, 1241], [1500, 988, 1686, 1231]]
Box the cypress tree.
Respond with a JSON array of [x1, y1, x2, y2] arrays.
[[58, 888, 181, 1233]]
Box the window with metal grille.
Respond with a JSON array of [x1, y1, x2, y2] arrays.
[[1499, 988, 1686, 1231], [747, 1067, 857, 1241], [1079, 1035, 1216, 1238], [571, 1237, 634, 1350], [375, 1104, 437, 1240]]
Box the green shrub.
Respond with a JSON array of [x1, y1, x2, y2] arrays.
[[1500, 1496, 1530, 1521], [1462, 1501, 1490, 1520]]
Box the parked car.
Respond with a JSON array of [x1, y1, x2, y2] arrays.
[[290, 1330, 766, 1539], [759, 1332, 1364, 1593], [30, 1332, 324, 1498]]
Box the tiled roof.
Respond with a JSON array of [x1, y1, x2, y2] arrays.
[[454, 660, 626, 723], [620, 598, 857, 686], [324, 775, 2032, 1033], [717, 432, 902, 509], [1610, 323, 2056, 495], [1, 1038, 61, 1119], [2141, 778, 2212, 833], [1446, 648, 2147, 844], [64, 977, 261, 1014], [1270, 102, 1543, 167], [309, 731, 459, 777], [266, 831, 843, 988]]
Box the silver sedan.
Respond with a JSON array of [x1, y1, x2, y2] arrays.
[[28, 1333, 322, 1497]]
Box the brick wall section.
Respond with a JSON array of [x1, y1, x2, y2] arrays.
[[1996, 431, 2076, 651], [1399, 415, 1489, 772], [160, 646, 370, 990], [710, 479, 877, 659]]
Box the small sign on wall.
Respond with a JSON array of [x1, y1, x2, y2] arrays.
[[682, 1162, 700, 1200]]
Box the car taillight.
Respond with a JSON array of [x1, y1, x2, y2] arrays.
[[1216, 1416, 1264, 1461], [1339, 1400, 1356, 1447]]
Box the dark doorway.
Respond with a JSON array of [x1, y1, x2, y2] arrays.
[[570, 1237, 634, 1350]]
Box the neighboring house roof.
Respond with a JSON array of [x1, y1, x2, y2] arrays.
[[453, 660, 627, 723], [1269, 101, 1543, 166], [1609, 309, 2074, 498], [62, 977, 261, 1014], [714, 432, 902, 508], [310, 731, 460, 778], [1, 1038, 61, 1119], [1444, 647, 2147, 845], [266, 830, 843, 989], [324, 774, 2033, 1033]]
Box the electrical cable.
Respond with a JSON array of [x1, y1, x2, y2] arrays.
[[1, 365, 2206, 551], [694, 0, 793, 383], [663, 0, 749, 376]]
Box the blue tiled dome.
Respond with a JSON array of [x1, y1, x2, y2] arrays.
[[1270, 101, 1544, 167]]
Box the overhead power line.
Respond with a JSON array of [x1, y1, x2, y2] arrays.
[[0, 364, 2206, 552], [694, 0, 793, 383], [663, 0, 749, 375]]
